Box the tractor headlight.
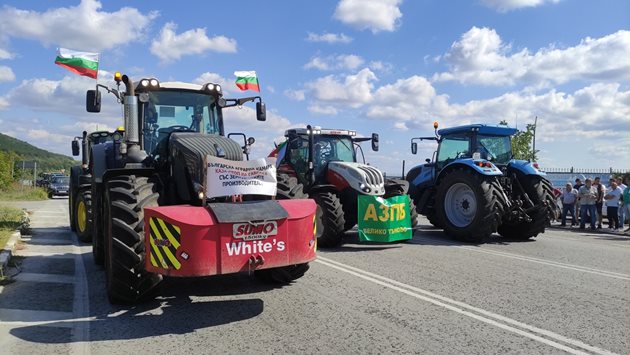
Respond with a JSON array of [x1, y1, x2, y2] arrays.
[[215, 85, 221, 92], [207, 83, 215, 91], [140, 79, 149, 87], [150, 79, 159, 87]]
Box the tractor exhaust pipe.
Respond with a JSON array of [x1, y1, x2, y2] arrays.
[[121, 75, 146, 163], [121, 75, 139, 144]]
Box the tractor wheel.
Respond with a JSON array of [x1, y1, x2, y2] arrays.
[[426, 211, 442, 228], [104, 175, 162, 304], [257, 173, 310, 284], [435, 168, 507, 243], [92, 185, 104, 266], [342, 196, 358, 231], [69, 193, 76, 232], [498, 175, 555, 240], [312, 192, 346, 248], [74, 189, 93, 243], [48, 192, 53, 199], [383, 183, 419, 230]]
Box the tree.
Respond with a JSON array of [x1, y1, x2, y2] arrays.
[[500, 120, 539, 161]]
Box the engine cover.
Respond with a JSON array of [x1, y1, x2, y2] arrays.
[[327, 161, 385, 196], [169, 133, 243, 183]]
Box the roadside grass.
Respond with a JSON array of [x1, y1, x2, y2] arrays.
[[0, 205, 23, 250], [0, 185, 48, 201]]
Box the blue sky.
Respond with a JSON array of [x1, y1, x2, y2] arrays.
[[0, 0, 628, 174]]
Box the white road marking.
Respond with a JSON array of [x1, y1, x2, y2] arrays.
[[412, 237, 630, 280], [316, 256, 618, 355]]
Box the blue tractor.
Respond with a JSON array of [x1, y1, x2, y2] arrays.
[[406, 123, 555, 242]]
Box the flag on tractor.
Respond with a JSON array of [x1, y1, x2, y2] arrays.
[[54, 48, 99, 79], [234, 71, 260, 92]]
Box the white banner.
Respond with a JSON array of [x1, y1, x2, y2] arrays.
[[205, 156, 277, 198]]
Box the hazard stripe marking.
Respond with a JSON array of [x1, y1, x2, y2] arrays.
[[149, 217, 182, 270]]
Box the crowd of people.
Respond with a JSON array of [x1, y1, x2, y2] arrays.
[[557, 175, 630, 234]]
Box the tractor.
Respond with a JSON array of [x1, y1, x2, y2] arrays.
[[270, 126, 418, 247], [406, 122, 555, 242], [69, 129, 119, 242], [84, 72, 316, 303]]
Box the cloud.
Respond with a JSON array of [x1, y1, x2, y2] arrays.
[[0, 47, 13, 60], [480, 0, 562, 13], [306, 32, 353, 44], [0, 66, 15, 82], [306, 68, 377, 109], [307, 104, 338, 115], [192, 72, 233, 95], [0, 0, 158, 51], [0, 96, 9, 109], [150, 22, 237, 63], [304, 54, 365, 71], [284, 89, 305, 101], [334, 0, 403, 33], [433, 27, 630, 87]]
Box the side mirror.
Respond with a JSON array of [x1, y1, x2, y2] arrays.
[[425, 158, 431, 163], [71, 140, 80, 156], [247, 137, 255, 145], [86, 90, 101, 113], [371, 133, 379, 152], [256, 102, 266, 121], [411, 142, 418, 155]]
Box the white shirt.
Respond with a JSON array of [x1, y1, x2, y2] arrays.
[[605, 186, 623, 207]]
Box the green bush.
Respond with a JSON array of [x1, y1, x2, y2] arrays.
[[0, 205, 23, 249]]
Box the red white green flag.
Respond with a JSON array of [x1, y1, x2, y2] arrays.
[[234, 71, 260, 92], [54, 48, 99, 79]]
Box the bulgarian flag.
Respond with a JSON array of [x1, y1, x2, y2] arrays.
[[54, 48, 99, 79], [234, 71, 260, 92]]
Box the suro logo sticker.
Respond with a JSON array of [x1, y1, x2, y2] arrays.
[[233, 221, 278, 240]]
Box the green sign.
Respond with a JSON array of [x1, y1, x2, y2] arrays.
[[357, 194, 412, 242]]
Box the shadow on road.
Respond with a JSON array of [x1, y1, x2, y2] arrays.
[[10, 297, 264, 343]]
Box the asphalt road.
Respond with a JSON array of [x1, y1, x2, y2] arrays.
[[0, 198, 628, 354]]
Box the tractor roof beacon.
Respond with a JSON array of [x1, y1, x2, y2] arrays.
[[407, 122, 555, 243], [270, 125, 418, 247], [83, 73, 316, 304]]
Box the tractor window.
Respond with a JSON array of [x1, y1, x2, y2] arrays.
[[143, 90, 221, 155], [477, 135, 512, 164], [437, 135, 470, 166]]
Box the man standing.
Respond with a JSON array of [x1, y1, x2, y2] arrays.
[[574, 178, 583, 225], [593, 177, 605, 229], [604, 181, 622, 230], [623, 176, 630, 235], [559, 183, 578, 227], [578, 178, 598, 230], [617, 177, 626, 226]]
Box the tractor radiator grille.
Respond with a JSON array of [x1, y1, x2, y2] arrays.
[[358, 166, 384, 186]]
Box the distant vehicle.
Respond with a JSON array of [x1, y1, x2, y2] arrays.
[[38, 172, 65, 188], [47, 176, 70, 198]]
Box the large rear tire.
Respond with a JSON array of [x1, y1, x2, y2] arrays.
[[498, 175, 555, 240], [435, 168, 506, 243], [312, 191, 345, 248], [255, 173, 310, 284], [74, 188, 93, 243], [105, 175, 162, 304]]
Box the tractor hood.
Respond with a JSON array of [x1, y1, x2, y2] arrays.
[[327, 161, 385, 196]]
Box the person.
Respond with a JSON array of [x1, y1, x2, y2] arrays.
[[578, 178, 598, 230], [574, 178, 583, 225], [593, 177, 605, 229], [559, 183, 578, 227], [623, 176, 630, 235], [616, 177, 626, 226], [604, 180, 622, 230]]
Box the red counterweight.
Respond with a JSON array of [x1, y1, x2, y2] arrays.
[[143, 199, 317, 277]]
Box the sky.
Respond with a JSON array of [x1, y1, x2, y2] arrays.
[[0, 0, 628, 175]]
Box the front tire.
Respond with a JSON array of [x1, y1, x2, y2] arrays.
[[313, 191, 346, 248], [74, 189, 93, 243], [498, 175, 555, 240], [435, 168, 506, 243], [256, 174, 310, 284], [105, 175, 162, 304]]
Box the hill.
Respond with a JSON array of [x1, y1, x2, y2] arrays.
[[0, 132, 77, 173]]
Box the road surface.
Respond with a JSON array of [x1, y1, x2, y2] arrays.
[[0, 198, 628, 354]]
